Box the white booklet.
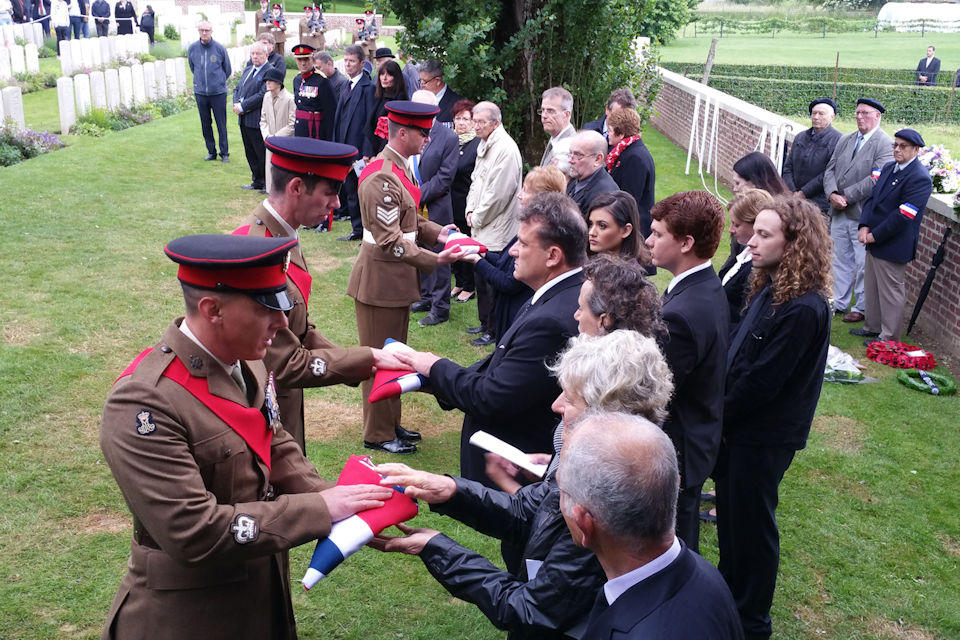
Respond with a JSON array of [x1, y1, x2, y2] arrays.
[[468, 430, 548, 479]]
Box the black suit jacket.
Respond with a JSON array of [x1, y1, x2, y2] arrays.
[[609, 139, 656, 237], [583, 116, 605, 136], [233, 64, 268, 129], [916, 56, 940, 85], [584, 541, 743, 640], [436, 86, 462, 123], [452, 136, 480, 227], [659, 267, 729, 489], [418, 122, 459, 226], [566, 168, 619, 218], [333, 74, 375, 157], [429, 271, 584, 484]]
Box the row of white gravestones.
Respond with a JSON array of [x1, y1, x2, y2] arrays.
[[59, 33, 151, 77], [0, 22, 44, 48], [58, 57, 187, 133], [0, 86, 26, 130], [0, 43, 39, 80], [226, 45, 251, 77]]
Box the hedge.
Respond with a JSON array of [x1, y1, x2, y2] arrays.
[[661, 62, 958, 88]]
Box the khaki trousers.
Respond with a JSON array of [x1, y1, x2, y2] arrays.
[[355, 300, 408, 443], [863, 251, 907, 341]]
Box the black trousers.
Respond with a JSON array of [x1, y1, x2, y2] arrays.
[[239, 124, 265, 189], [95, 20, 109, 36], [196, 93, 228, 157], [715, 442, 796, 639], [341, 171, 362, 236], [474, 251, 498, 335], [676, 483, 703, 554], [419, 243, 451, 320], [451, 261, 475, 292]]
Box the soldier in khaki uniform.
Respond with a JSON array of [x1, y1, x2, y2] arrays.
[[233, 137, 407, 452], [99, 234, 392, 639], [347, 100, 458, 454]]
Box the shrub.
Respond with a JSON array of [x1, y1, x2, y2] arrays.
[[38, 46, 57, 59], [164, 24, 178, 40], [70, 121, 108, 137], [137, 53, 158, 63], [12, 72, 59, 94], [0, 142, 22, 167], [0, 122, 64, 165], [77, 108, 116, 131]]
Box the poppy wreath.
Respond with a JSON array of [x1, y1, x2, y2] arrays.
[[866, 340, 936, 370], [897, 369, 957, 396]]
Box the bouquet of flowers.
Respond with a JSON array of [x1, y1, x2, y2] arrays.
[[918, 144, 960, 194]]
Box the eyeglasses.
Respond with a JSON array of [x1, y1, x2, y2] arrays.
[[854, 109, 878, 117], [569, 151, 593, 160], [420, 76, 440, 86], [472, 119, 490, 128], [537, 107, 560, 116], [892, 142, 914, 150]]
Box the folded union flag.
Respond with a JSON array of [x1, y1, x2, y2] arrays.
[[443, 231, 488, 256], [368, 338, 426, 403], [302, 455, 419, 589]]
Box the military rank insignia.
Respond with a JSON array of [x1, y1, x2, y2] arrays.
[[265, 371, 281, 434], [135, 409, 156, 435], [230, 513, 259, 544]]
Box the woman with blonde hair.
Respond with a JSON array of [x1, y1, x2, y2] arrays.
[[718, 188, 775, 328]]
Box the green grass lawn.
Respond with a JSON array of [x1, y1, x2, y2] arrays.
[[1, 110, 958, 640], [663, 30, 960, 70]]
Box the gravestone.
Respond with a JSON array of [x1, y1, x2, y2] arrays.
[[31, 23, 43, 47], [0, 47, 11, 82], [69, 39, 83, 71], [99, 35, 111, 65], [1, 24, 14, 47], [164, 58, 176, 95], [59, 41, 73, 76], [174, 57, 186, 93], [74, 73, 92, 116], [107, 34, 118, 61], [1, 86, 25, 130], [8, 44, 25, 76], [57, 76, 76, 134], [24, 43, 39, 74], [131, 63, 146, 104], [154, 62, 167, 98], [90, 36, 103, 67], [118, 65, 133, 108], [105, 67, 121, 110], [11, 23, 24, 41], [143, 61, 156, 100], [0, 95, 5, 123], [90, 70, 107, 109], [80, 37, 96, 69]]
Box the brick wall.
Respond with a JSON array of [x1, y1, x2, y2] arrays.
[[650, 68, 960, 359]]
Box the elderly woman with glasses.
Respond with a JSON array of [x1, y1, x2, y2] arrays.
[[372, 329, 673, 640]]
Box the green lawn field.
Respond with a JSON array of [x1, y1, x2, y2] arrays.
[[1, 87, 958, 639]]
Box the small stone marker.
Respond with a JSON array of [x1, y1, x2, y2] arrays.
[[74, 73, 92, 116], [118, 65, 133, 108], [90, 70, 107, 109], [57, 76, 76, 134], [24, 43, 40, 74], [1, 86, 25, 130], [105, 67, 121, 110]]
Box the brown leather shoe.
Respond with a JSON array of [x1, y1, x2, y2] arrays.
[[842, 311, 865, 323]]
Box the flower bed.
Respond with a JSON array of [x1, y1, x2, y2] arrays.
[[0, 123, 64, 167]]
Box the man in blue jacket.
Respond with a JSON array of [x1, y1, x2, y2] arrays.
[[188, 21, 231, 162], [233, 42, 269, 192], [854, 128, 933, 344]]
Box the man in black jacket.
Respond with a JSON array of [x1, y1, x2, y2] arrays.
[[90, 0, 109, 36], [396, 193, 585, 485], [916, 45, 940, 86], [566, 130, 619, 218], [717, 197, 832, 640], [233, 42, 270, 193], [645, 190, 728, 553], [782, 98, 842, 214]]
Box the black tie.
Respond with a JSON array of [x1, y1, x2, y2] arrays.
[[515, 299, 534, 322]]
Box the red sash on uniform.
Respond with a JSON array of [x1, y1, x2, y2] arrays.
[[116, 349, 273, 469], [295, 110, 325, 139], [233, 224, 313, 307], [359, 158, 421, 209]]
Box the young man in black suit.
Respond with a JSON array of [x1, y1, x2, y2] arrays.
[[333, 44, 375, 241], [397, 192, 586, 485], [717, 196, 832, 640], [645, 190, 729, 553], [559, 412, 743, 640]]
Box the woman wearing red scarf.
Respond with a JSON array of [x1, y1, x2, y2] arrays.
[[605, 108, 656, 240]]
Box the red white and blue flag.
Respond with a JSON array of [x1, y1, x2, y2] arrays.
[[367, 338, 426, 403], [899, 203, 919, 220], [871, 168, 881, 180], [302, 455, 418, 589], [444, 231, 488, 256]]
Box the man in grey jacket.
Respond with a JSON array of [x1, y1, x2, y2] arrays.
[[188, 21, 232, 162], [822, 97, 893, 324]]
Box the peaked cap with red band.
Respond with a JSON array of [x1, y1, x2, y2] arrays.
[[385, 100, 439, 130], [291, 43, 315, 58], [164, 234, 298, 311], [264, 136, 358, 182]]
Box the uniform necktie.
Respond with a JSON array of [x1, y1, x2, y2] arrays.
[[852, 134, 863, 159], [230, 364, 248, 400], [412, 154, 422, 185]]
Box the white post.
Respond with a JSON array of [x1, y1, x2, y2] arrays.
[[57, 76, 76, 134]]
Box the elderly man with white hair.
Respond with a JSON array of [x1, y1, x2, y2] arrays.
[[781, 97, 842, 214], [565, 130, 619, 218], [540, 86, 576, 173], [557, 412, 743, 640]]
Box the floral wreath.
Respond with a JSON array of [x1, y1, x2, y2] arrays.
[[865, 340, 936, 370]]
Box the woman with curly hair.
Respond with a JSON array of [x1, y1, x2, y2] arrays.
[[576, 254, 664, 339], [716, 195, 832, 640]]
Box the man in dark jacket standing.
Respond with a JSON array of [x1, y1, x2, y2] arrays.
[[113, 0, 134, 34], [233, 42, 270, 193], [333, 44, 375, 241], [90, 0, 108, 36], [782, 98, 842, 214], [717, 197, 833, 640], [188, 21, 231, 162], [566, 130, 619, 218]]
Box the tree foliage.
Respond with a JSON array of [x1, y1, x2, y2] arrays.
[[387, 0, 668, 155]]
